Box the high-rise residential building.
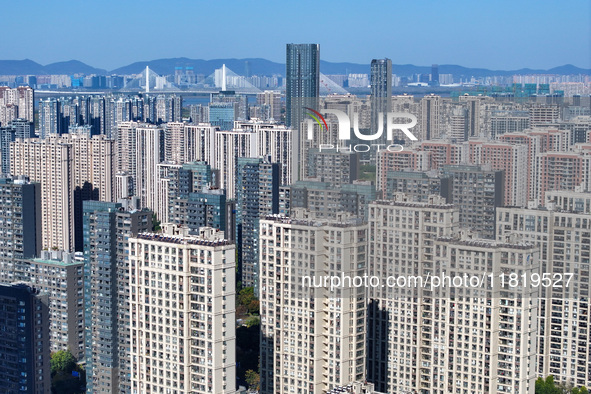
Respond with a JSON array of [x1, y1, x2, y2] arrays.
[[376, 149, 430, 188], [0, 283, 50, 394], [286, 43, 320, 181], [83, 200, 152, 394], [419, 141, 464, 170], [497, 191, 591, 388], [11, 134, 115, 251], [25, 250, 85, 359], [214, 129, 257, 199], [370, 58, 392, 155], [178, 161, 217, 194], [110, 96, 132, 131], [256, 90, 282, 121], [428, 235, 539, 393], [0, 86, 34, 125], [164, 122, 186, 163], [459, 94, 485, 138], [497, 132, 542, 202], [441, 164, 504, 239], [39, 98, 60, 138], [135, 124, 164, 215], [11, 137, 72, 250], [530, 105, 559, 125], [367, 196, 538, 393], [535, 151, 591, 202], [420, 94, 441, 140], [144, 94, 182, 124], [381, 170, 442, 201], [171, 186, 233, 237], [306, 149, 360, 186], [367, 195, 456, 392], [0, 119, 34, 175], [163, 122, 220, 166], [490, 110, 530, 138], [467, 140, 529, 207], [116, 120, 146, 201], [115, 173, 133, 201], [448, 105, 468, 141], [166, 162, 233, 237], [236, 157, 280, 289], [0, 177, 41, 282], [156, 162, 182, 223], [236, 120, 293, 185], [129, 225, 236, 393], [189, 104, 209, 124], [87, 96, 108, 136], [289, 180, 378, 220], [83, 201, 120, 393], [259, 213, 367, 393], [8, 118, 34, 139], [184, 123, 219, 165]]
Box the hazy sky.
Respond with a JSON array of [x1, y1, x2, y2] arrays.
[[2, 0, 589, 71]]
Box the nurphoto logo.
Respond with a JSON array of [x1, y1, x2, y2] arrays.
[[304, 107, 418, 153]]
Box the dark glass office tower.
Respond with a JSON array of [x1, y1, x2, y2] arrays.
[[370, 58, 392, 160], [431, 63, 439, 85], [286, 43, 319, 180]]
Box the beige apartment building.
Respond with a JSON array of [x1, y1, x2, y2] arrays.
[[367, 195, 538, 393], [497, 191, 591, 388], [10, 134, 114, 251], [128, 225, 236, 394], [259, 212, 367, 394]]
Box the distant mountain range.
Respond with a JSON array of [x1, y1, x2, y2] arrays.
[[0, 58, 588, 78]]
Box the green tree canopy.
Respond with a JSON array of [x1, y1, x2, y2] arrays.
[[51, 350, 77, 375], [238, 286, 259, 315], [536, 376, 587, 394], [245, 369, 260, 391]]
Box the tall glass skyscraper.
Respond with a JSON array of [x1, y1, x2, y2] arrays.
[[370, 58, 392, 159], [286, 43, 319, 180]]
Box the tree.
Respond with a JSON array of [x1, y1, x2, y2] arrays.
[[238, 286, 259, 315], [51, 350, 85, 393], [51, 350, 76, 375], [152, 214, 161, 232], [559, 381, 575, 394], [245, 315, 260, 328], [535, 376, 587, 394], [245, 369, 260, 391], [248, 299, 260, 315]]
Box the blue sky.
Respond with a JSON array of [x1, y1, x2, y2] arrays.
[[2, 0, 589, 71]]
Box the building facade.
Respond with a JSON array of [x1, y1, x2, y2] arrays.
[[129, 226, 236, 393]]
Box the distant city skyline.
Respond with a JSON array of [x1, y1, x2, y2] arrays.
[[1, 0, 589, 71]]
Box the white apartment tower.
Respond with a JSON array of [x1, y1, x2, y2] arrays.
[[367, 195, 539, 393], [497, 191, 591, 388], [366, 195, 457, 392], [420, 94, 441, 140], [135, 124, 163, 214], [214, 129, 257, 199], [259, 213, 367, 394], [129, 225, 236, 394]]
